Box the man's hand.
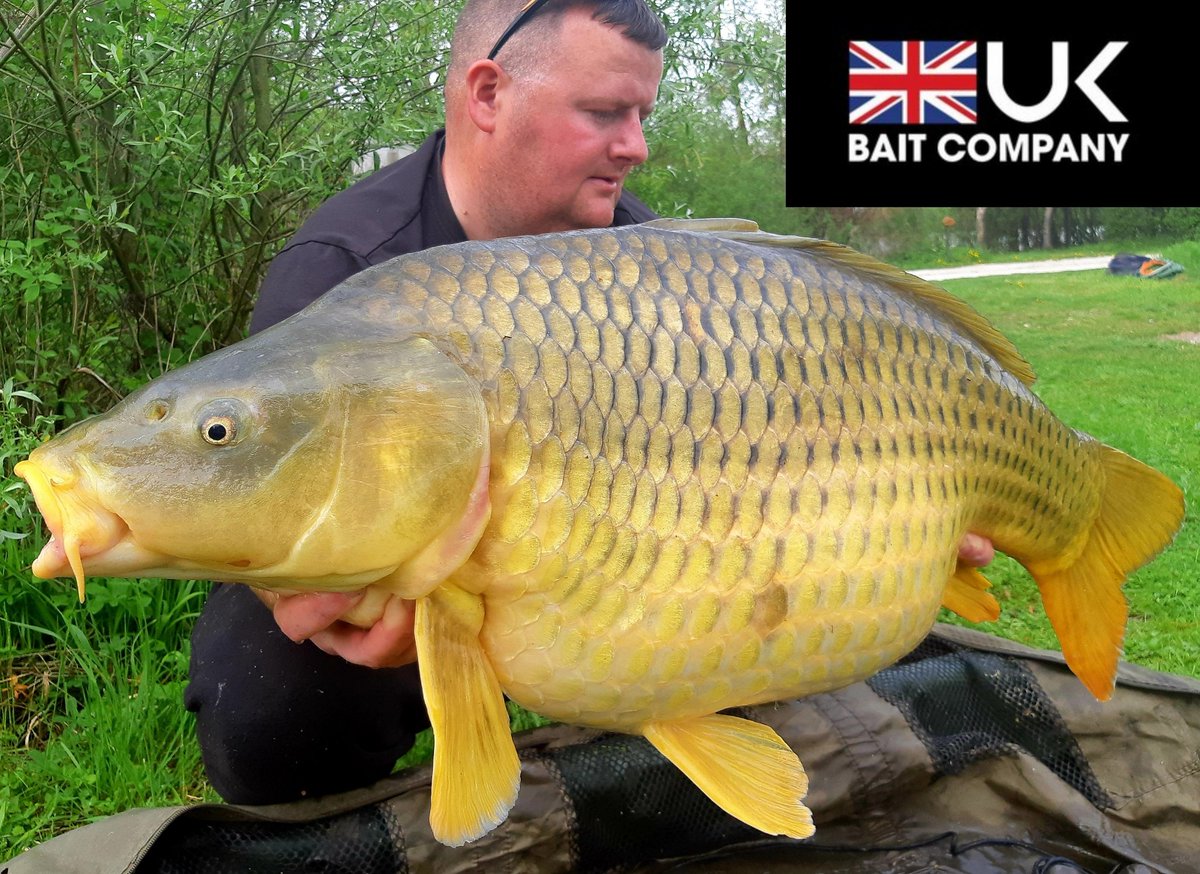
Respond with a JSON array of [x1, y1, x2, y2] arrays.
[[958, 532, 995, 568], [256, 589, 418, 669]]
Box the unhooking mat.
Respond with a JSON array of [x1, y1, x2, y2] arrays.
[[6, 624, 1200, 874]]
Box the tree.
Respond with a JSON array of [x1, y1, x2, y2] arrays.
[[0, 0, 455, 420]]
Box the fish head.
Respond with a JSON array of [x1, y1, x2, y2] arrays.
[[16, 327, 489, 601]]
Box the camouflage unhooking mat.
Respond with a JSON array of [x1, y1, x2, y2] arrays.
[[7, 624, 1200, 874]]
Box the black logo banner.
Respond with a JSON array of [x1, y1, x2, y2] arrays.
[[786, 8, 1191, 206]]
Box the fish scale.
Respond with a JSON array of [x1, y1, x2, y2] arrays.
[[15, 220, 1184, 845]]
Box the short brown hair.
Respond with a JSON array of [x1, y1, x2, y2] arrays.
[[449, 0, 667, 80]]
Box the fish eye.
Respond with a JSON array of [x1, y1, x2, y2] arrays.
[[201, 416, 237, 445], [195, 398, 251, 447]]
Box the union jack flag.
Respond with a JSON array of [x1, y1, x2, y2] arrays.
[[849, 41, 977, 124]]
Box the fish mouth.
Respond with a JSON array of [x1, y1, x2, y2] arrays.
[[15, 457, 378, 593], [14, 458, 130, 602]]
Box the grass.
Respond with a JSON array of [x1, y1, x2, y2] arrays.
[[2, 238, 1198, 861], [0, 575, 215, 860]]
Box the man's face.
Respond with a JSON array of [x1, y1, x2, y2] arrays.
[[490, 9, 663, 235]]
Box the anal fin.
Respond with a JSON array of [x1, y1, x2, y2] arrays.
[[415, 585, 519, 846], [942, 564, 1001, 622], [642, 714, 814, 839]]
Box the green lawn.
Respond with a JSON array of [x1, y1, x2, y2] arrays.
[[2, 239, 1198, 861]]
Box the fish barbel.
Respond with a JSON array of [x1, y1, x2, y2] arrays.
[[15, 219, 1184, 845]]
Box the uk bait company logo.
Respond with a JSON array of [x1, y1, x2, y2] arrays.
[[846, 40, 1129, 166]]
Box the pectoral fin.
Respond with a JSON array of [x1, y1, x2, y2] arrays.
[[942, 565, 1001, 622], [643, 714, 814, 839], [415, 585, 519, 846]]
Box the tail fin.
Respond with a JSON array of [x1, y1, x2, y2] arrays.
[[1031, 445, 1184, 701]]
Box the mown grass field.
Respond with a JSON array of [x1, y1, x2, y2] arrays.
[[2, 240, 1198, 862]]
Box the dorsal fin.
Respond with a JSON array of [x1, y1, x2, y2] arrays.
[[644, 217, 762, 233], [643, 218, 1037, 386]]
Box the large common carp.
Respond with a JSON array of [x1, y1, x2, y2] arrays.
[[16, 219, 1184, 845]]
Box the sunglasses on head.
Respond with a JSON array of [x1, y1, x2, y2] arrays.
[[487, 0, 555, 60]]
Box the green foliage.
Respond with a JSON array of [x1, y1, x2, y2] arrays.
[[1, 380, 59, 550], [0, 0, 457, 420], [0, 9, 459, 853], [1099, 207, 1200, 241], [636, 0, 791, 228], [823, 207, 1200, 264]]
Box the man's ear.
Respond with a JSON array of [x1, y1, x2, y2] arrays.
[[463, 59, 506, 133]]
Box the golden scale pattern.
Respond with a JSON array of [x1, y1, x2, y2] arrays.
[[385, 228, 1102, 731]]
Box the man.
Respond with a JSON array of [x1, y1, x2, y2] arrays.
[[186, 0, 670, 804], [186, 0, 995, 805]]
